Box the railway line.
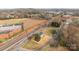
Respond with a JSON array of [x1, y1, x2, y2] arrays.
[[0, 18, 54, 51]]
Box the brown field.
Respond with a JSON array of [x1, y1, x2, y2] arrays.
[[23, 18, 47, 30], [0, 18, 47, 25]]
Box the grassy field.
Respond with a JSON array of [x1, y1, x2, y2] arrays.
[[0, 19, 24, 25], [22, 27, 55, 50], [0, 38, 8, 43], [22, 27, 68, 51], [22, 37, 40, 50], [22, 34, 50, 50]]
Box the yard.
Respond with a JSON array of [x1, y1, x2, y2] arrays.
[[22, 33, 50, 50]]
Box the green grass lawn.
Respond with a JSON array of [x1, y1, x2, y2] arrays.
[[0, 39, 7, 43], [22, 37, 40, 50]]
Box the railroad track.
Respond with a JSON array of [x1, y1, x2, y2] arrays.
[[0, 19, 54, 51]]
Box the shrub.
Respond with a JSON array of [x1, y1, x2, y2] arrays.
[[33, 33, 41, 42]]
